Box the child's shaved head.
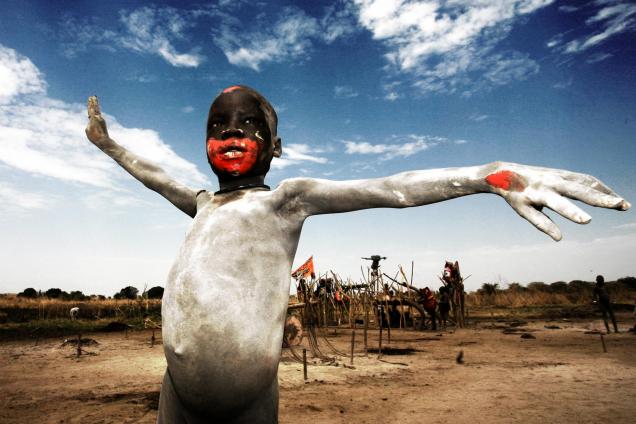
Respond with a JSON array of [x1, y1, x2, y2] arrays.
[[208, 85, 278, 139]]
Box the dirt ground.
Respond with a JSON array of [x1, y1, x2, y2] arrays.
[[1, 317, 635, 424]]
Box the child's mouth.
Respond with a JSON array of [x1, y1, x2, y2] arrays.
[[217, 139, 249, 160], [221, 147, 246, 159]]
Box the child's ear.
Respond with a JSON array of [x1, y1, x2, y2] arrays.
[[273, 136, 282, 158]]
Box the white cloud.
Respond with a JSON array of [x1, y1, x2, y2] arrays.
[[117, 7, 204, 67], [613, 222, 636, 231], [382, 81, 402, 101], [215, 8, 320, 72], [552, 78, 573, 89], [215, 4, 358, 71], [181, 106, 194, 113], [321, 2, 360, 43], [350, 0, 553, 94], [586, 52, 613, 63], [483, 52, 539, 86], [469, 113, 490, 122], [385, 92, 399, 101], [0, 46, 46, 104], [57, 14, 117, 59], [0, 183, 53, 210], [334, 85, 359, 98], [57, 3, 359, 72], [549, 1, 636, 57], [558, 5, 580, 13], [0, 44, 209, 196], [563, 1, 636, 54], [343, 134, 453, 160], [81, 190, 151, 211], [58, 7, 204, 68], [125, 73, 159, 83], [271, 143, 328, 169]]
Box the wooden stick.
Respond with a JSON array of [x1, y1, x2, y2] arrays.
[[76, 333, 81, 358], [410, 261, 414, 286], [349, 292, 354, 329], [378, 313, 383, 359], [350, 330, 356, 365], [364, 297, 369, 356], [151, 329, 156, 347], [391, 271, 419, 294], [303, 348, 308, 380], [384, 298, 391, 344], [323, 300, 327, 328], [398, 296, 404, 329], [600, 334, 607, 353]]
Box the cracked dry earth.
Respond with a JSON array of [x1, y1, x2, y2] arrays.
[[1, 319, 635, 424]]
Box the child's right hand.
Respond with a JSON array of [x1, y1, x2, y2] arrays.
[[85, 96, 110, 146]]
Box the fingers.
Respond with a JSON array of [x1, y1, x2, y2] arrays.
[[87, 96, 101, 118], [541, 191, 591, 224], [555, 181, 630, 210], [561, 172, 614, 195], [513, 203, 562, 241]]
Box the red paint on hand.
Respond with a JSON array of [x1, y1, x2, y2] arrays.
[[485, 170, 526, 192]]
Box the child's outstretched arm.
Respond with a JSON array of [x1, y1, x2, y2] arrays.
[[280, 162, 630, 241], [85, 96, 198, 217]]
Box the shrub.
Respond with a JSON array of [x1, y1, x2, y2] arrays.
[[549, 281, 568, 293], [567, 280, 593, 292], [17, 288, 38, 298], [527, 282, 548, 292], [147, 286, 164, 299], [479, 283, 499, 296], [114, 286, 139, 300], [508, 283, 525, 292], [45, 288, 63, 298], [68, 290, 87, 301], [617, 276, 636, 290]]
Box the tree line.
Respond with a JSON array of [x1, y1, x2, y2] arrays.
[[476, 276, 636, 296], [16, 285, 164, 300]]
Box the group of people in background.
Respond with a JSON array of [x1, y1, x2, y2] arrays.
[[378, 283, 454, 331], [295, 273, 634, 333]]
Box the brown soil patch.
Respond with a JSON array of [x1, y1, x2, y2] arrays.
[[1, 319, 635, 423]]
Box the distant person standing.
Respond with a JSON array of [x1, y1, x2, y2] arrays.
[[420, 287, 437, 331], [438, 286, 451, 329], [593, 275, 619, 333]]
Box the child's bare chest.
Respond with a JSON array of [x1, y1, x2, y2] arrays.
[[177, 190, 303, 265]]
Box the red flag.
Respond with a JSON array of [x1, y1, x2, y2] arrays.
[[292, 256, 315, 279]]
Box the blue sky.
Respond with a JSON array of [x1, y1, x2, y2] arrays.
[[0, 0, 634, 296]]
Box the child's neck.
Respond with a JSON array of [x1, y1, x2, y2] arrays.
[[216, 175, 270, 195]]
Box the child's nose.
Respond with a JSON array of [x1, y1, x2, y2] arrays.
[[221, 128, 245, 139]]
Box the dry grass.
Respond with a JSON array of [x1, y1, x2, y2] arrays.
[[0, 294, 161, 323], [466, 282, 635, 308], [468, 290, 574, 308]]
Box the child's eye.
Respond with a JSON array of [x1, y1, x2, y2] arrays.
[[244, 118, 260, 126]]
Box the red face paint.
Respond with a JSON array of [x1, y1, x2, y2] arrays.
[[485, 170, 526, 192], [222, 85, 242, 94], [207, 137, 260, 175]]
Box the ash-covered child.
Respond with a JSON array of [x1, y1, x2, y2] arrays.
[[85, 85, 629, 424]]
